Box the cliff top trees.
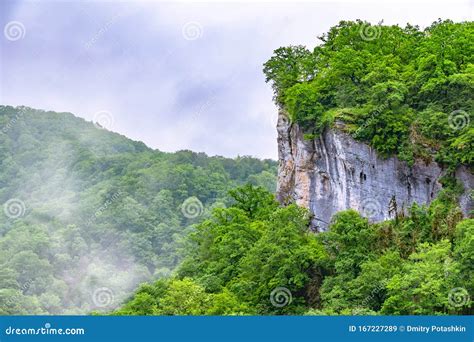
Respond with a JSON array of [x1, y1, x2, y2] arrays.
[[263, 20, 473, 167], [263, 46, 315, 105]]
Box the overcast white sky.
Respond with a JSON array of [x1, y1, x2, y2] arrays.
[[1, 0, 472, 159]]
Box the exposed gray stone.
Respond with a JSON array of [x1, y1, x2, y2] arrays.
[[276, 109, 473, 231]]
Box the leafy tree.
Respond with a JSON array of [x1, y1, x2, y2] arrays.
[[453, 219, 474, 297], [263, 46, 315, 104], [234, 204, 327, 314], [264, 20, 473, 168], [320, 210, 376, 276], [381, 240, 458, 314], [158, 278, 211, 315], [228, 184, 279, 219]]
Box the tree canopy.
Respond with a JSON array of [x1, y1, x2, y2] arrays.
[[117, 185, 472, 316], [264, 20, 473, 168], [0, 106, 277, 314]]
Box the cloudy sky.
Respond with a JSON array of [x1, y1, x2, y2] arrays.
[[1, 0, 472, 159]]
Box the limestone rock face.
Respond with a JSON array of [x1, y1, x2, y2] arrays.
[[276, 109, 473, 231]]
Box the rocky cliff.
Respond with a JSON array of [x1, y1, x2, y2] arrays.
[[276, 109, 473, 231]]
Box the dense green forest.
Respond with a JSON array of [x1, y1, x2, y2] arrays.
[[0, 105, 276, 314], [1, 20, 472, 316], [263, 19, 473, 168], [115, 184, 472, 315], [115, 20, 472, 316]]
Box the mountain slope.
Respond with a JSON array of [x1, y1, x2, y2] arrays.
[[114, 20, 473, 317], [0, 105, 277, 314]]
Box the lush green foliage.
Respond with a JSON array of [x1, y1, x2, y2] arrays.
[[119, 185, 472, 316], [116, 185, 328, 315], [2, 20, 473, 317], [0, 106, 277, 314], [264, 20, 473, 167]]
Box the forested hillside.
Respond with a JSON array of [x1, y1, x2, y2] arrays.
[[116, 20, 473, 316], [1, 19, 472, 317], [0, 105, 276, 314]]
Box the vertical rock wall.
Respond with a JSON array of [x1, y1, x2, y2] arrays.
[[276, 109, 473, 231]]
